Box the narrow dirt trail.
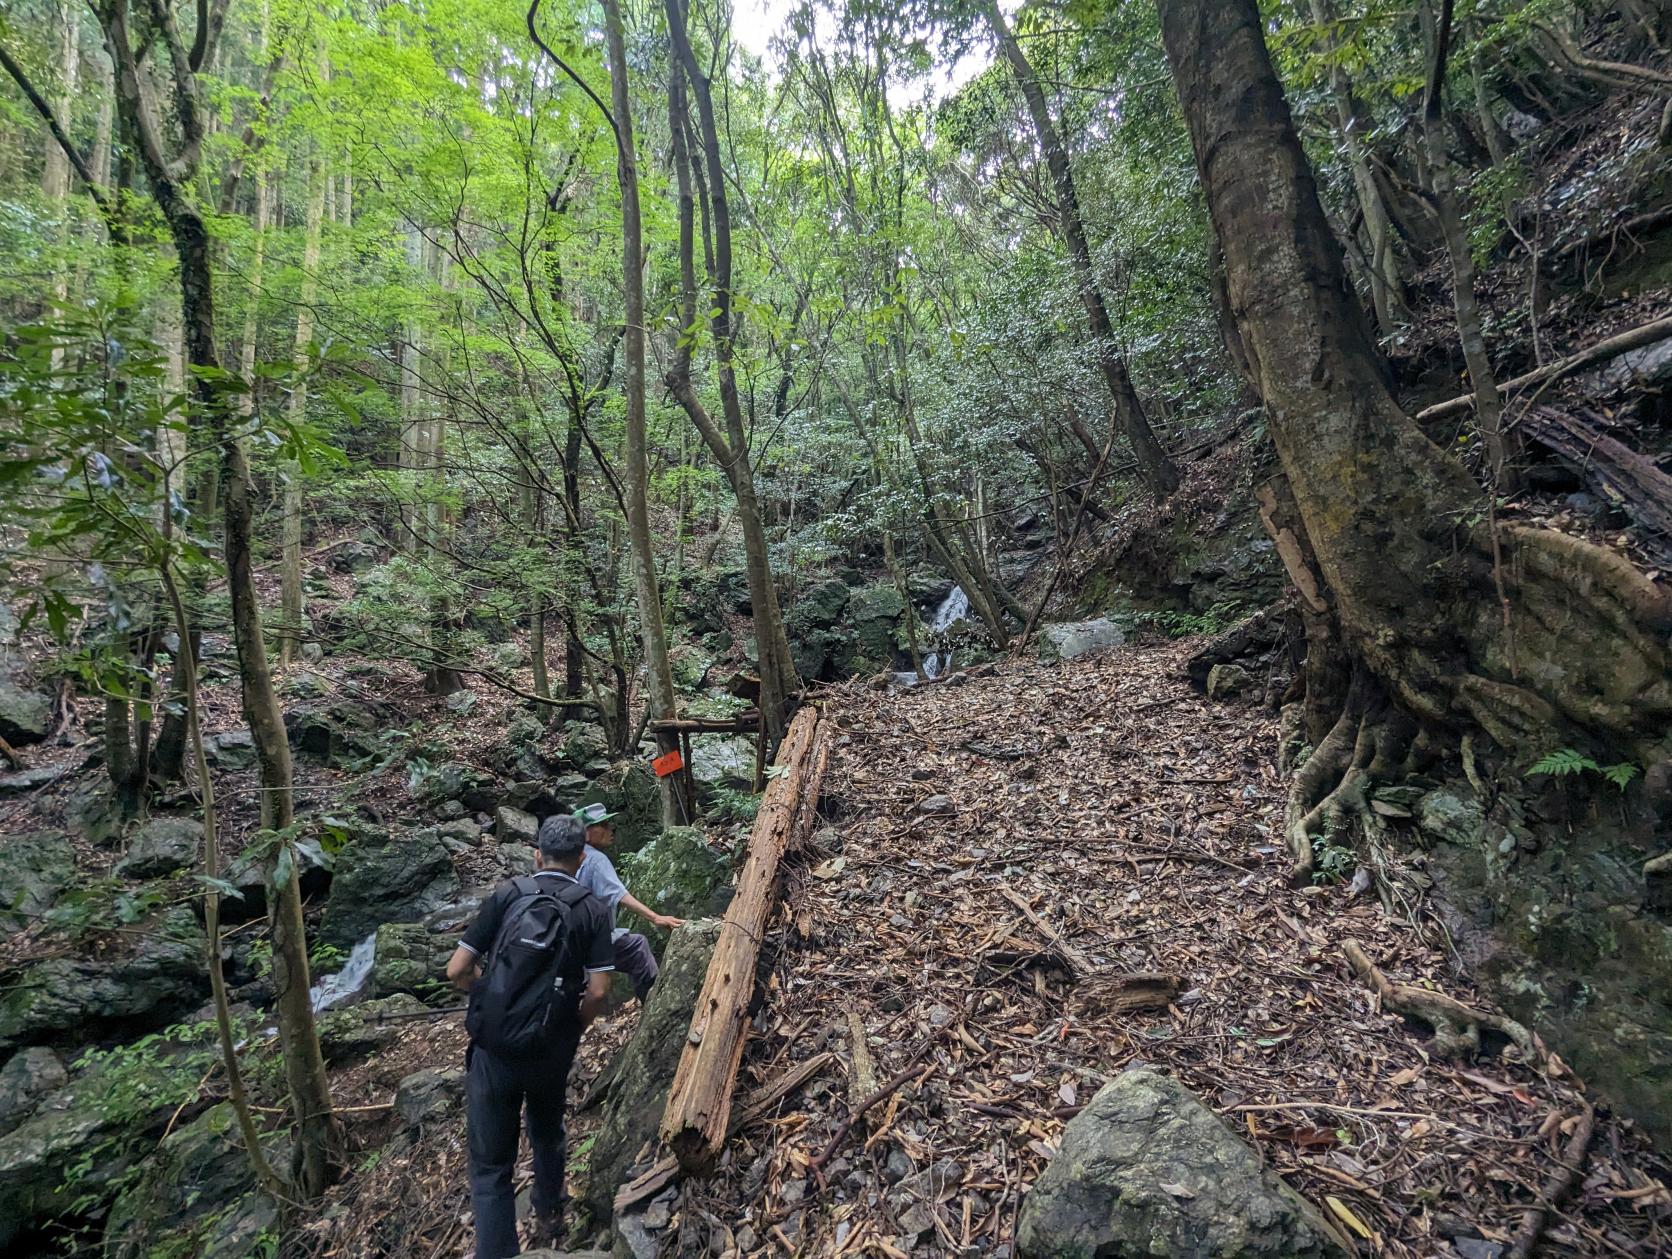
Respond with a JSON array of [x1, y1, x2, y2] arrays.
[[681, 642, 1669, 1257]]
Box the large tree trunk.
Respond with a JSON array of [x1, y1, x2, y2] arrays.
[[986, 0, 1179, 499], [97, 1, 344, 1197], [1157, 0, 1672, 765], [600, 0, 687, 827]]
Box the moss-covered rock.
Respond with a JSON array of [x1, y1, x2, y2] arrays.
[[581, 761, 661, 856], [103, 1102, 284, 1259], [372, 922, 458, 1004], [317, 993, 428, 1062], [0, 831, 76, 934], [616, 828, 733, 924], [114, 816, 202, 880], [1017, 1070, 1346, 1259], [319, 827, 462, 948], [0, 907, 205, 1052], [584, 920, 722, 1219]]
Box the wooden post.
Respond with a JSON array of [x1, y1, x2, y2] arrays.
[[660, 705, 828, 1173]]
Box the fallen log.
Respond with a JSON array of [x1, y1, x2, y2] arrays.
[[1518, 405, 1672, 565], [616, 1050, 835, 1213], [1507, 1103, 1596, 1259], [649, 711, 762, 734], [659, 705, 828, 1174], [1414, 315, 1672, 424]]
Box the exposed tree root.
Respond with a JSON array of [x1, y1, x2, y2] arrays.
[[1508, 1103, 1596, 1259], [1344, 939, 1538, 1063]]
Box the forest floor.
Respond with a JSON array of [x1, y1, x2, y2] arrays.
[[295, 639, 1672, 1258]]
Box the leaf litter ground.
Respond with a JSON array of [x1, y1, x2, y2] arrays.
[[670, 642, 1668, 1257], [296, 641, 1669, 1259]]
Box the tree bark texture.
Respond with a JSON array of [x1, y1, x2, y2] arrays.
[[96, 0, 344, 1196], [1158, 0, 1672, 761], [601, 0, 687, 827], [281, 152, 326, 666], [987, 0, 1179, 499], [665, 0, 802, 744]]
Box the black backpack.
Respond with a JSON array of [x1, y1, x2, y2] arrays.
[[465, 876, 591, 1054]]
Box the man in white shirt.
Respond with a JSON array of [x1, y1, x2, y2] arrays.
[[571, 803, 685, 1000]]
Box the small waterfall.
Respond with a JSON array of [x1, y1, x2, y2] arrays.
[[308, 931, 378, 1014], [922, 586, 970, 680]]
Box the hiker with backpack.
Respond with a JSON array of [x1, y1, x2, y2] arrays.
[[445, 812, 614, 1257]]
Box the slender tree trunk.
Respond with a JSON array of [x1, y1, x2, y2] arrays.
[[1158, 0, 1672, 760], [1423, 0, 1512, 488], [601, 0, 686, 825], [664, 3, 801, 741], [399, 224, 425, 552], [43, 5, 80, 370], [281, 153, 326, 666], [1310, 0, 1406, 335], [161, 555, 285, 1201], [986, 0, 1179, 498], [96, 1, 344, 1194]]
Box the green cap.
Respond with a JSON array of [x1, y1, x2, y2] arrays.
[[574, 802, 616, 826]]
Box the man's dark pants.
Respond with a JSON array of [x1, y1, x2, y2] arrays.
[[613, 931, 658, 1001], [466, 1023, 581, 1259]]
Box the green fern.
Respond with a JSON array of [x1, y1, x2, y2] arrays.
[[1528, 748, 1639, 792], [1528, 748, 1598, 778]]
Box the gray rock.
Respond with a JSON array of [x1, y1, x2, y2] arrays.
[[0, 657, 52, 746], [485, 843, 539, 881], [579, 760, 661, 855], [1205, 663, 1253, 701], [0, 1054, 155, 1248], [417, 760, 497, 812], [285, 696, 383, 764], [330, 539, 379, 573], [0, 907, 206, 1051], [0, 832, 76, 933], [919, 794, 954, 815], [103, 1102, 284, 1259], [617, 827, 733, 922], [0, 1047, 66, 1129], [1016, 1070, 1346, 1259], [317, 993, 428, 1062], [0, 762, 73, 794], [205, 728, 259, 771], [791, 578, 853, 630], [1417, 787, 1485, 846], [395, 1067, 466, 1127], [690, 735, 758, 790], [1038, 618, 1126, 663], [446, 689, 479, 715], [372, 922, 458, 1003], [301, 641, 326, 665], [497, 805, 538, 844], [284, 669, 333, 700], [320, 826, 462, 948], [585, 920, 723, 1218], [115, 816, 203, 880]]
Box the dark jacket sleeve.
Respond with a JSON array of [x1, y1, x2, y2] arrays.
[[583, 901, 615, 973]]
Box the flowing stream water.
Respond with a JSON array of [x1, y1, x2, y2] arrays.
[[307, 931, 379, 1014], [893, 586, 969, 685]]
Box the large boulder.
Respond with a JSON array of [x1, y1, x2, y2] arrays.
[[317, 993, 428, 1063], [689, 736, 757, 791], [0, 1047, 67, 1130], [617, 828, 733, 924], [284, 697, 383, 765], [0, 1045, 178, 1248], [205, 728, 259, 771], [0, 656, 53, 746], [372, 922, 459, 1003], [584, 920, 723, 1218], [1038, 618, 1127, 663], [320, 826, 462, 948], [844, 584, 908, 670], [790, 578, 853, 631], [103, 1102, 284, 1259], [0, 831, 76, 934], [414, 760, 497, 813], [580, 761, 661, 856], [0, 907, 206, 1052], [221, 838, 334, 924], [115, 816, 203, 880], [1017, 1069, 1346, 1259], [394, 1066, 466, 1128]]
